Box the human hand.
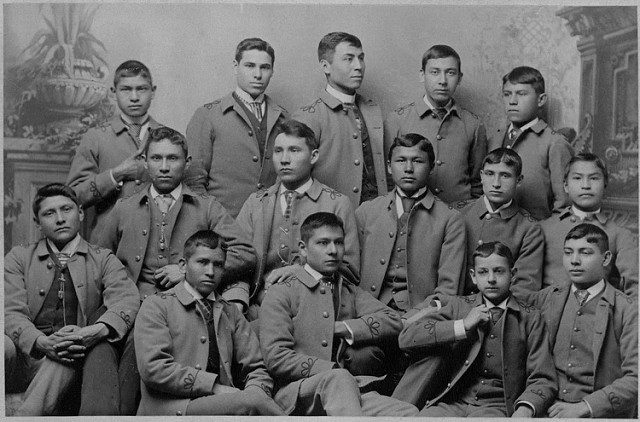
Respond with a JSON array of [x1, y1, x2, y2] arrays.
[[112, 145, 146, 183], [212, 383, 241, 395], [462, 305, 490, 331], [511, 405, 534, 418], [35, 329, 83, 364], [74, 323, 110, 349], [242, 386, 285, 416], [547, 400, 590, 418], [154, 264, 184, 288], [264, 265, 298, 290]]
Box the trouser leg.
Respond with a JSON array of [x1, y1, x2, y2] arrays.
[[292, 368, 364, 416], [79, 341, 119, 415], [187, 390, 284, 415], [14, 357, 77, 416], [118, 330, 140, 415], [419, 401, 468, 416], [360, 391, 418, 416]]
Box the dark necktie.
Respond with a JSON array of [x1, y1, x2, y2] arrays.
[[155, 194, 173, 214], [321, 276, 340, 319], [508, 127, 522, 143], [400, 196, 416, 215], [574, 289, 590, 307], [489, 307, 504, 325], [283, 190, 296, 220]]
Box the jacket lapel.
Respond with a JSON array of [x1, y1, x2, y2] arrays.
[[592, 284, 614, 371], [67, 239, 90, 324], [264, 95, 282, 137], [546, 285, 570, 344]]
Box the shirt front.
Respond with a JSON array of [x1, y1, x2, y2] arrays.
[[278, 178, 313, 215], [571, 205, 601, 221], [570, 279, 605, 305], [234, 87, 266, 116], [47, 233, 82, 257], [182, 280, 217, 302], [395, 186, 428, 217], [423, 95, 453, 114], [150, 183, 183, 211], [508, 117, 539, 134], [483, 195, 513, 214]]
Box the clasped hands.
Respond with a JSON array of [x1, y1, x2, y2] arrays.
[[35, 323, 109, 365]]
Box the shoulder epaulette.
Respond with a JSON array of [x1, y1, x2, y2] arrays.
[[320, 187, 342, 199], [394, 102, 415, 116], [614, 289, 635, 305], [300, 98, 323, 114], [157, 291, 177, 300]]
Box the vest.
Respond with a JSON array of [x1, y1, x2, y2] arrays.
[[233, 93, 269, 158], [381, 211, 410, 310], [33, 258, 79, 334]]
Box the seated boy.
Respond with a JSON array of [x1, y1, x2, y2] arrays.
[[97, 126, 255, 307], [259, 212, 418, 416], [541, 152, 637, 297], [519, 224, 637, 418], [356, 133, 466, 313], [393, 241, 556, 417], [236, 119, 359, 321], [488, 66, 573, 220], [4, 183, 140, 415], [134, 230, 284, 416], [458, 147, 543, 296]]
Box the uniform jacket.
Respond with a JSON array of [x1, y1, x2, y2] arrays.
[[385, 96, 487, 203], [356, 189, 466, 303], [458, 197, 544, 296], [236, 179, 360, 304], [393, 293, 557, 416], [4, 238, 139, 357], [540, 207, 638, 297], [67, 116, 164, 242], [519, 282, 637, 418], [185, 93, 287, 217], [488, 119, 573, 220], [96, 184, 256, 304], [259, 265, 402, 413], [134, 282, 273, 416], [292, 90, 388, 205]]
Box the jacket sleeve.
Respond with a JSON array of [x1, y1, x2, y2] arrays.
[[93, 201, 122, 253], [383, 110, 401, 158], [259, 282, 337, 383], [510, 223, 544, 297], [434, 212, 466, 296], [398, 298, 465, 351], [135, 297, 218, 398], [469, 121, 487, 199], [341, 287, 402, 345], [615, 227, 638, 298], [549, 137, 573, 212], [185, 107, 215, 191], [336, 198, 360, 278], [292, 107, 322, 144]]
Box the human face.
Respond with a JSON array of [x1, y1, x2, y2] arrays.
[[112, 75, 155, 121], [322, 42, 365, 95], [273, 133, 318, 190], [180, 246, 226, 297], [387, 145, 431, 196], [234, 49, 274, 98], [502, 81, 546, 126], [420, 57, 462, 107], [299, 226, 345, 276], [564, 161, 606, 212], [563, 237, 611, 289], [144, 139, 190, 194], [35, 195, 84, 250], [470, 253, 512, 305], [480, 162, 522, 209]]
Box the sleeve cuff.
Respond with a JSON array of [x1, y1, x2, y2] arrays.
[[453, 319, 467, 340], [515, 401, 536, 416], [109, 169, 123, 188], [582, 399, 593, 417], [342, 322, 355, 345]]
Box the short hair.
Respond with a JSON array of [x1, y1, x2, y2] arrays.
[[300, 212, 345, 243], [421, 44, 462, 73], [482, 147, 523, 177], [235, 38, 275, 64], [183, 230, 227, 260], [472, 241, 515, 268], [564, 152, 609, 185], [387, 133, 435, 169], [144, 126, 188, 158], [502, 66, 545, 94], [276, 119, 319, 150], [318, 32, 362, 62], [565, 223, 609, 254], [113, 60, 153, 86], [33, 183, 80, 219]]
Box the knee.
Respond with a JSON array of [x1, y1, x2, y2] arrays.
[[326, 368, 357, 388]]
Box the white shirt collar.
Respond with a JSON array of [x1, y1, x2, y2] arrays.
[[484, 295, 509, 309], [326, 84, 356, 104], [483, 195, 513, 214], [121, 112, 150, 126], [571, 205, 601, 220], [509, 117, 539, 133], [47, 233, 82, 256], [395, 187, 427, 216], [182, 280, 216, 302], [304, 263, 325, 281], [571, 279, 605, 304], [423, 94, 452, 112], [235, 86, 265, 104], [279, 178, 313, 195], [150, 183, 182, 202]]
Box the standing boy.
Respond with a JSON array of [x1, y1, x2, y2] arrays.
[[386, 45, 487, 203], [541, 153, 637, 296], [293, 32, 388, 206], [186, 38, 287, 217], [458, 148, 544, 296], [394, 241, 557, 417], [259, 212, 418, 416], [489, 66, 573, 220], [356, 133, 466, 312], [68, 60, 163, 241], [236, 119, 359, 321]]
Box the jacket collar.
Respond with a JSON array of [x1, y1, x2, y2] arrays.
[[135, 183, 199, 205], [472, 196, 519, 220], [558, 206, 608, 224], [387, 187, 436, 211], [415, 95, 460, 119], [259, 180, 323, 202], [109, 114, 160, 135], [221, 92, 273, 114], [36, 237, 89, 258], [319, 89, 363, 111], [529, 119, 548, 134]]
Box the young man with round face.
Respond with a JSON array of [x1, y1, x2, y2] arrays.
[[4, 183, 139, 415], [67, 60, 165, 243], [235, 119, 359, 322], [186, 38, 287, 218], [395, 241, 557, 417], [540, 153, 637, 297], [456, 148, 544, 296], [96, 127, 255, 310], [385, 44, 487, 205], [293, 32, 388, 206]]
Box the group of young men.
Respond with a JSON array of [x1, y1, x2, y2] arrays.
[[4, 32, 638, 418]]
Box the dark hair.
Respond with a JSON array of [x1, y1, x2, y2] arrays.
[[565, 223, 609, 254], [502, 66, 545, 94], [33, 183, 80, 219], [276, 119, 319, 150], [300, 212, 344, 243], [235, 37, 275, 64], [472, 241, 515, 268], [564, 152, 608, 186], [483, 147, 523, 177], [113, 60, 153, 86], [387, 133, 435, 169], [183, 230, 227, 260], [421, 44, 462, 73], [144, 126, 188, 158], [318, 32, 362, 62]]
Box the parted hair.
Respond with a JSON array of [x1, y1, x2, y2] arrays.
[[144, 126, 188, 158], [564, 152, 609, 185], [318, 32, 362, 62], [502, 66, 545, 94], [472, 241, 515, 268], [565, 223, 609, 254], [183, 230, 228, 260], [421, 44, 462, 73], [33, 183, 80, 219], [483, 147, 523, 177], [276, 119, 319, 150], [387, 133, 435, 169], [300, 212, 345, 243], [235, 38, 275, 64], [114, 60, 153, 86]]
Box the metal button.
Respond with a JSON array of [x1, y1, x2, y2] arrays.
[[570, 216, 577, 223], [280, 244, 287, 249], [370, 285, 376, 291], [135, 180, 142, 185], [436, 135, 442, 140], [142, 229, 147, 235], [486, 352, 491, 357], [320, 287, 326, 294], [506, 145, 512, 149], [353, 133, 358, 139], [490, 334, 496, 339], [484, 369, 489, 373], [481, 380, 485, 385], [252, 155, 259, 162], [380, 259, 386, 265], [39, 289, 46, 296], [447, 382, 451, 388], [434, 188, 441, 194], [397, 247, 402, 252], [158, 255, 165, 260], [477, 240, 484, 245], [257, 183, 263, 189], [321, 340, 328, 347], [195, 364, 201, 370], [135, 255, 141, 262], [200, 336, 207, 343], [464, 360, 470, 365], [389, 232, 394, 237], [248, 131, 253, 137], [144, 295, 149, 300], [436, 160, 442, 165], [47, 262, 53, 269], [354, 159, 360, 166], [568, 363, 573, 368], [573, 327, 579, 332], [323, 312, 329, 318], [570, 344, 576, 350], [562, 389, 568, 394], [352, 187, 359, 193], [485, 214, 492, 220], [176, 410, 182, 416], [475, 396, 479, 401], [577, 311, 582, 316]]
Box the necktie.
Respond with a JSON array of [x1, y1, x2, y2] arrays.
[[56, 252, 71, 268], [574, 289, 590, 307], [508, 127, 522, 143], [489, 307, 504, 324], [283, 190, 296, 220], [322, 276, 340, 319], [434, 108, 447, 120], [249, 101, 263, 121], [400, 196, 416, 215], [155, 194, 173, 214], [197, 298, 215, 322]]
